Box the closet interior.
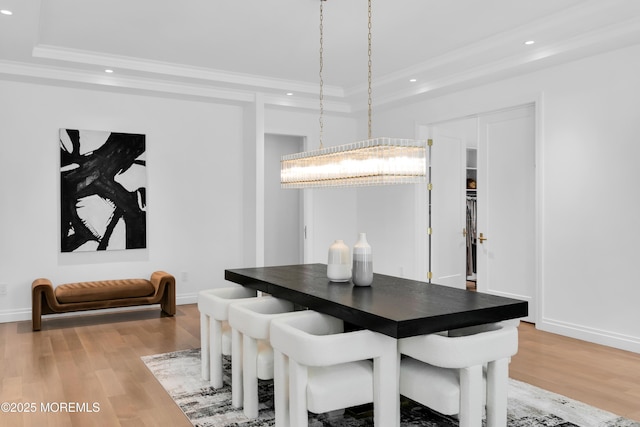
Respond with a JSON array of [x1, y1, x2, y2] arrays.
[[466, 147, 477, 283]]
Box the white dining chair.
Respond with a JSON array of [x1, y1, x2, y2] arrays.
[[270, 310, 397, 427], [197, 287, 258, 387], [227, 296, 296, 418], [398, 320, 519, 427]]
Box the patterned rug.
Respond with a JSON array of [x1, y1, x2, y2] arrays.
[[142, 348, 639, 427]]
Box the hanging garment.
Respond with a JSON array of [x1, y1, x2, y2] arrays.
[[466, 196, 477, 276]]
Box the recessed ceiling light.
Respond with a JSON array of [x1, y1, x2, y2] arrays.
[[104, 69, 114, 73], [286, 92, 294, 96], [524, 40, 535, 45], [409, 78, 417, 83], [1, 9, 13, 15]]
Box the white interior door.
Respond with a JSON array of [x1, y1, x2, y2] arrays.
[[264, 134, 304, 266], [430, 127, 467, 289], [477, 105, 536, 322]]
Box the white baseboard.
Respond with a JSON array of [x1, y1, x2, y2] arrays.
[[0, 307, 31, 324], [537, 317, 640, 354], [5, 294, 638, 355], [0, 293, 200, 325], [177, 293, 198, 305]]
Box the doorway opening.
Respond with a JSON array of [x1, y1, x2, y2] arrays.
[[264, 134, 304, 266], [428, 103, 537, 323]]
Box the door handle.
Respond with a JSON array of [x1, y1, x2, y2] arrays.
[[478, 232, 487, 243]]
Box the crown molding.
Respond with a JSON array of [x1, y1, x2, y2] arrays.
[[347, 11, 640, 111], [262, 94, 351, 114], [0, 60, 253, 103], [0, 59, 353, 113], [31, 44, 344, 99], [345, 0, 640, 106]]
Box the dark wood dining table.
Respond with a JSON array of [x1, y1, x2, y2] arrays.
[[224, 263, 528, 426], [225, 263, 528, 338]]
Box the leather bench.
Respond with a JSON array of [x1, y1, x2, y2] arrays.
[[31, 271, 176, 331]]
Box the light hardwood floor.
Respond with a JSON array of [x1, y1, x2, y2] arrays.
[[1, 304, 638, 426], [511, 321, 640, 422]]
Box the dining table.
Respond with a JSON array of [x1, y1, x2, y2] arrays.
[[224, 263, 528, 426]]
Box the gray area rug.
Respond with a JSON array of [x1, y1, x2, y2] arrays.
[[142, 348, 639, 427]]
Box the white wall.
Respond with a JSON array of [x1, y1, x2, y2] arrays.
[[356, 44, 640, 352], [355, 185, 425, 279], [265, 107, 359, 264], [2, 43, 639, 353], [265, 106, 426, 280], [264, 133, 303, 266], [0, 80, 247, 320]]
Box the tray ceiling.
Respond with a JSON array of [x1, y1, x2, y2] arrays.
[[1, 0, 639, 111]]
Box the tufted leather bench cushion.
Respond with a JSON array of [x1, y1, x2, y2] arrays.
[[55, 279, 156, 304], [32, 271, 176, 331]]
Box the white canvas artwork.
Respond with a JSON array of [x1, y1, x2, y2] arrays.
[[60, 128, 147, 252]]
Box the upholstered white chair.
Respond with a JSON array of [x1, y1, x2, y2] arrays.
[[227, 296, 296, 418], [197, 287, 258, 388], [270, 310, 398, 427], [398, 320, 519, 427]]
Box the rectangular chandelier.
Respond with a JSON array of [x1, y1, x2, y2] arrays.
[[281, 137, 427, 189]]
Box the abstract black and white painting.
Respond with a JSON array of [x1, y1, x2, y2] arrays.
[[60, 129, 147, 252]]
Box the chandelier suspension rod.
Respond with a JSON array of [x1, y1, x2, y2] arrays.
[[319, 0, 325, 149], [367, 0, 373, 139]]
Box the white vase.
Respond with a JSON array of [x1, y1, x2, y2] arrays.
[[327, 240, 351, 282], [352, 233, 373, 286]]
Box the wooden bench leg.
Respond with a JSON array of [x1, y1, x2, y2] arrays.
[[160, 276, 176, 316], [32, 288, 43, 331]]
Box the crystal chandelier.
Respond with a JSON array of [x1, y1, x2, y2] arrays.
[[281, 0, 427, 189]]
